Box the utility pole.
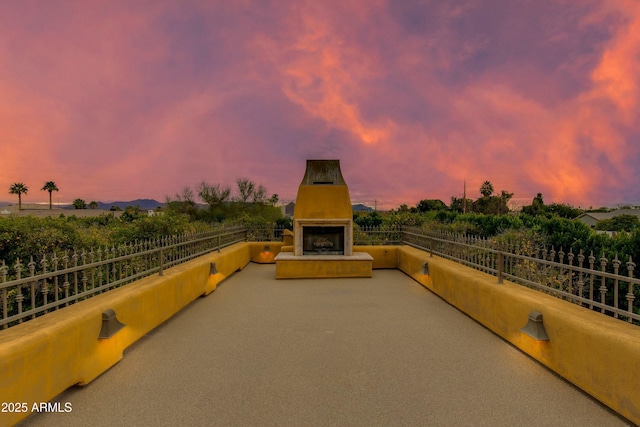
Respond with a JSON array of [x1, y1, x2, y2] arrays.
[[463, 179, 467, 213]]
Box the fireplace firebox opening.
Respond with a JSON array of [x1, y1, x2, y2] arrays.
[[303, 226, 345, 255]]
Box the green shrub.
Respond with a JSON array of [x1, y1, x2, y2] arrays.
[[0, 213, 217, 269]]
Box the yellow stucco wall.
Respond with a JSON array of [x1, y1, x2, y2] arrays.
[[249, 241, 283, 263], [396, 246, 640, 425], [1, 243, 638, 425], [0, 242, 253, 426], [293, 185, 352, 219], [355, 246, 398, 269]]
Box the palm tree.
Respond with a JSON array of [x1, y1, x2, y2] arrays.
[[9, 182, 28, 211], [41, 181, 59, 210], [480, 181, 494, 197], [72, 199, 87, 210]]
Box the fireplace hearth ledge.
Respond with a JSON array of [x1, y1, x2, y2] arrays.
[[274, 252, 373, 279]]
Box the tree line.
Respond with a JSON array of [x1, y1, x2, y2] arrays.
[[352, 181, 640, 278], [1, 177, 287, 268], [8, 181, 59, 210], [7, 181, 101, 211], [165, 177, 285, 226]]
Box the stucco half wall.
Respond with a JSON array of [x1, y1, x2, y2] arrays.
[[395, 245, 640, 425], [1, 243, 638, 425]]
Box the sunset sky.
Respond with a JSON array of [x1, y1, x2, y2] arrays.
[[1, 1, 639, 209]]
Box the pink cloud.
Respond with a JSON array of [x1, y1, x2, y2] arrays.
[[1, 0, 639, 208]]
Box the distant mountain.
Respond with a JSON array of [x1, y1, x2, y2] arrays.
[[352, 203, 374, 212], [0, 199, 166, 210], [95, 199, 165, 211], [282, 202, 374, 214]]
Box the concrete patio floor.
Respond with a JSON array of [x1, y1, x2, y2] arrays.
[[19, 263, 634, 426]]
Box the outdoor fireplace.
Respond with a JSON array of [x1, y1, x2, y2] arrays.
[[274, 159, 372, 279], [291, 160, 353, 257]]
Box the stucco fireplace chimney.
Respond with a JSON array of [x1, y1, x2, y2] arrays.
[[274, 159, 373, 279], [293, 160, 353, 256]]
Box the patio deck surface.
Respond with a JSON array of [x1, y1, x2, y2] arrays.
[[19, 263, 633, 426]]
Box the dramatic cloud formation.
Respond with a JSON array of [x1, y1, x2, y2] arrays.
[[1, 0, 639, 209]]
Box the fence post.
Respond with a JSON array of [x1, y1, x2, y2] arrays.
[[159, 247, 164, 276], [626, 256, 636, 323], [497, 252, 504, 284]]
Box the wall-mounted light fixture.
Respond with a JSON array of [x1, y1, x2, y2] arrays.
[[263, 245, 271, 252], [98, 309, 125, 339], [209, 262, 218, 275], [520, 311, 549, 341], [421, 262, 430, 275]]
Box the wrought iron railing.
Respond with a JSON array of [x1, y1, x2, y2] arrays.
[[354, 225, 402, 245], [402, 227, 640, 325], [3, 224, 638, 328], [0, 226, 246, 329], [247, 225, 403, 245], [245, 225, 289, 242]]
